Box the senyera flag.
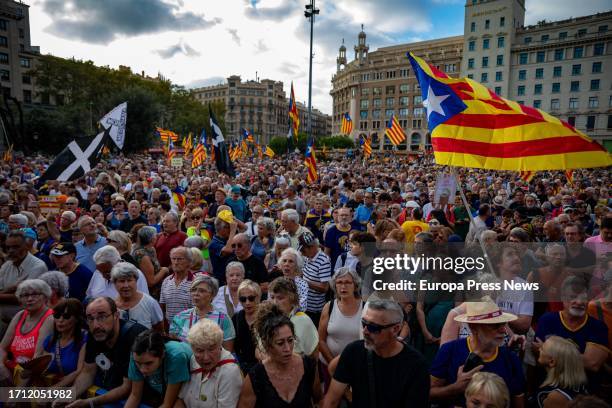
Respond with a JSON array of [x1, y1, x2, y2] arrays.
[[407, 52, 611, 171]]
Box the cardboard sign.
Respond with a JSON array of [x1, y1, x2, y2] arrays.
[[434, 174, 457, 204], [39, 195, 62, 216], [171, 157, 183, 168]]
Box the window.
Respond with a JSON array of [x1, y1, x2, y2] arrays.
[[497, 36, 505, 48], [468, 58, 474, 69], [590, 79, 600, 91], [569, 98, 579, 109], [593, 43, 604, 56], [599, 25, 608, 33], [0, 36, 6, 47], [399, 69, 409, 77], [413, 107, 424, 116], [567, 116, 576, 126], [541, 34, 549, 43], [481, 73, 488, 83], [519, 53, 528, 64], [551, 99, 560, 110], [517, 101, 524, 105], [19, 57, 30, 68], [524, 37, 532, 44], [536, 51, 545, 63], [0, 52, 7, 64], [485, 19, 490, 29], [399, 96, 409, 106], [552, 83, 560, 93], [23, 90, 31, 103], [399, 84, 409, 94], [373, 87, 382, 95], [412, 119, 422, 128], [468, 41, 475, 51], [588, 97, 599, 108], [360, 110, 368, 119], [592, 62, 602, 73], [361, 88, 370, 96], [0, 69, 8, 81], [494, 86, 501, 95], [518, 70, 526, 80], [399, 108, 409, 117], [373, 98, 381, 107], [577, 28, 587, 37], [0, 20, 6, 31], [470, 22, 475, 32], [608, 115, 612, 129], [559, 31, 567, 40], [570, 81, 580, 92], [554, 49, 564, 60], [360, 100, 369, 108], [573, 46, 583, 58], [496, 55, 503, 66], [385, 109, 394, 118], [385, 86, 395, 95], [413, 95, 422, 105], [553, 66, 562, 77], [22, 75, 30, 84], [482, 56, 489, 68], [483, 39, 490, 49], [372, 109, 381, 119], [500, 17, 505, 27], [41, 93, 49, 105], [533, 100, 541, 109], [517, 85, 525, 96], [534, 84, 542, 95], [359, 121, 368, 131], [495, 71, 502, 81], [467, 74, 473, 79], [535, 68, 543, 79], [572, 64, 581, 75], [386, 97, 394, 106], [586, 116, 595, 130]]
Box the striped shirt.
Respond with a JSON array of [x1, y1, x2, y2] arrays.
[[160, 273, 195, 322], [302, 250, 332, 312]]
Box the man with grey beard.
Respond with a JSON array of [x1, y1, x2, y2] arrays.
[[534, 276, 608, 388], [322, 299, 429, 408], [65, 297, 146, 408]]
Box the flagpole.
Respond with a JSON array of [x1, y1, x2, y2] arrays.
[[305, 0, 319, 143]]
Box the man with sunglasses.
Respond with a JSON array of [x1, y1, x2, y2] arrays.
[[323, 299, 430, 408], [228, 233, 268, 288], [66, 297, 146, 408]]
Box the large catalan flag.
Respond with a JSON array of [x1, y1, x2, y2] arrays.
[[182, 133, 193, 156], [192, 142, 205, 168], [340, 113, 353, 135], [361, 134, 372, 158], [167, 139, 175, 162], [407, 52, 611, 170], [156, 127, 178, 142], [385, 115, 406, 146], [289, 82, 300, 142], [304, 138, 318, 184]]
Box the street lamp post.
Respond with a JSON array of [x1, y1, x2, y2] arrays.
[[304, 0, 319, 142]]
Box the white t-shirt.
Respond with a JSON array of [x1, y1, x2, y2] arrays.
[[212, 286, 243, 317], [119, 293, 163, 328], [496, 277, 534, 317], [86, 269, 150, 299]]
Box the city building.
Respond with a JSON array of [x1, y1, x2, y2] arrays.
[[331, 1, 612, 150], [192, 75, 332, 144], [0, 0, 39, 104]]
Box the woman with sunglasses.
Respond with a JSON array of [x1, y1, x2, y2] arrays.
[[231, 280, 261, 374], [106, 196, 128, 231], [36, 298, 87, 387], [0, 279, 54, 385]]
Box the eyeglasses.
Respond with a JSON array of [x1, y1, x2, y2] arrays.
[[85, 313, 113, 323], [361, 319, 398, 334], [231, 243, 244, 249], [171, 257, 186, 261], [239, 295, 257, 303], [191, 216, 201, 220], [19, 292, 43, 299], [53, 312, 73, 320]]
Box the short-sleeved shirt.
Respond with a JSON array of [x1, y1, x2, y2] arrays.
[[43, 331, 88, 376], [304, 209, 332, 242], [324, 224, 354, 267], [66, 263, 94, 302], [75, 236, 107, 273], [334, 340, 430, 408], [535, 311, 609, 353], [227, 254, 268, 284], [209, 235, 230, 284], [302, 250, 332, 313], [86, 270, 150, 299], [155, 230, 188, 268], [170, 307, 235, 343], [496, 277, 534, 317], [128, 341, 192, 394], [224, 198, 248, 222], [430, 337, 525, 407], [0, 253, 47, 291], [119, 293, 164, 329], [290, 310, 318, 356], [159, 274, 195, 322], [85, 320, 147, 390]]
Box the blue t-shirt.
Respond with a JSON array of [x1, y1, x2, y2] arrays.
[[128, 341, 192, 394], [224, 197, 247, 222], [535, 311, 608, 353], [324, 221, 363, 267], [43, 331, 88, 376], [67, 263, 94, 302], [354, 204, 374, 225], [209, 235, 229, 284], [430, 337, 525, 407]]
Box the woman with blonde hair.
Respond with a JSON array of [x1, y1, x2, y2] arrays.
[[534, 336, 588, 408], [465, 372, 510, 408]]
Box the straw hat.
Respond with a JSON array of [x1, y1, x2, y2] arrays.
[[454, 296, 517, 324]]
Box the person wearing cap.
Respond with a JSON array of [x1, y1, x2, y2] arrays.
[[21, 227, 54, 270], [225, 186, 248, 222], [299, 231, 332, 327], [50, 242, 93, 302], [429, 296, 525, 407]]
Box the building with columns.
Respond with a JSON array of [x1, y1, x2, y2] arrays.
[[331, 1, 612, 151]]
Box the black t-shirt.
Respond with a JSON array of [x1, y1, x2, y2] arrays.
[[85, 319, 147, 389], [229, 254, 269, 284], [232, 310, 257, 374], [119, 215, 148, 233], [333, 340, 430, 408]]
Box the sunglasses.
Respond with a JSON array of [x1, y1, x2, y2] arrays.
[[239, 295, 257, 303], [361, 319, 398, 334], [191, 216, 201, 220], [53, 312, 73, 320], [231, 243, 244, 249]]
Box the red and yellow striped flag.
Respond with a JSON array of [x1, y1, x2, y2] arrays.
[[192, 143, 205, 168], [304, 139, 318, 184], [361, 135, 372, 158], [385, 115, 406, 146], [407, 52, 611, 170], [519, 171, 535, 183], [341, 113, 353, 135], [565, 169, 574, 185]]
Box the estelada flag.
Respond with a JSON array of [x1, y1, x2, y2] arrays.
[[407, 52, 611, 171], [304, 138, 318, 184]]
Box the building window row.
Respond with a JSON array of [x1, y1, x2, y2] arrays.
[[520, 44, 603, 64]]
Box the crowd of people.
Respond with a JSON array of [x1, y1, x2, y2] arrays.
[[0, 150, 610, 408]]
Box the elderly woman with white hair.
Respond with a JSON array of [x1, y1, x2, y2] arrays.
[[175, 319, 243, 408], [170, 275, 235, 350], [107, 229, 138, 267], [251, 216, 275, 261], [212, 261, 245, 318], [38, 271, 69, 307], [112, 263, 164, 331], [265, 234, 290, 273], [0, 279, 54, 384], [277, 247, 309, 311], [85, 245, 149, 299], [133, 225, 168, 298]]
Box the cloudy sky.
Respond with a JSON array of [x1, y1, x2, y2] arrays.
[[28, 0, 611, 114]]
